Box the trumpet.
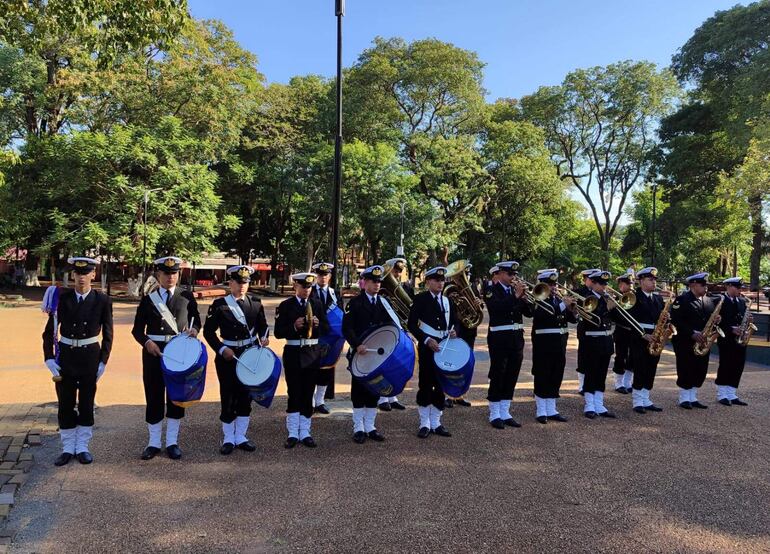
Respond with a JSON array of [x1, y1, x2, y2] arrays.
[[556, 285, 601, 325], [513, 276, 555, 315]]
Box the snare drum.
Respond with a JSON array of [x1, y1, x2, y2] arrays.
[[161, 334, 207, 407], [235, 345, 282, 408], [433, 337, 474, 398], [350, 324, 415, 397]]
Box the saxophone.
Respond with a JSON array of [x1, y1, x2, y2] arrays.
[[693, 296, 724, 357], [647, 295, 675, 356], [736, 297, 758, 346]]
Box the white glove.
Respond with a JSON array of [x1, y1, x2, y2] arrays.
[[97, 362, 106, 381], [45, 359, 61, 378]]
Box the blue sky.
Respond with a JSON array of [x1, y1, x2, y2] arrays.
[[188, 0, 741, 100]]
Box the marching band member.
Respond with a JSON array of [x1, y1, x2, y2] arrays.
[[132, 257, 201, 461], [310, 261, 344, 414], [612, 273, 635, 394], [448, 262, 478, 408], [378, 257, 412, 412], [626, 267, 665, 413], [575, 268, 599, 395], [42, 257, 113, 465], [580, 270, 617, 419], [483, 261, 529, 429], [530, 269, 577, 423], [670, 273, 720, 409], [342, 265, 391, 444], [715, 277, 750, 406], [407, 266, 458, 438], [274, 273, 329, 448], [203, 265, 269, 455]]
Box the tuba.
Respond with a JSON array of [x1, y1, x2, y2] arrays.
[[693, 296, 724, 356], [444, 260, 484, 329], [381, 262, 413, 328]]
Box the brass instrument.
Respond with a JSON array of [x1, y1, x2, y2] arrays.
[[693, 296, 724, 356], [647, 295, 675, 356], [381, 262, 413, 328], [304, 298, 314, 339], [444, 260, 484, 329], [736, 297, 758, 346], [556, 285, 601, 326], [606, 286, 637, 309], [513, 276, 555, 315]]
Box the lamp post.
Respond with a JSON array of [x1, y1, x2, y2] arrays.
[[650, 182, 658, 267], [397, 202, 405, 256], [329, 0, 344, 289], [141, 187, 162, 292]]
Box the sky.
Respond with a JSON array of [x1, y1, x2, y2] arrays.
[[187, 0, 742, 101]]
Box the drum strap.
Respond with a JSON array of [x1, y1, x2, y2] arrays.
[[327, 287, 338, 312], [379, 297, 402, 330], [225, 294, 254, 336], [150, 291, 179, 335], [440, 295, 450, 329]]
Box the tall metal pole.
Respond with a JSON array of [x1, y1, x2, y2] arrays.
[[650, 182, 657, 267], [397, 202, 405, 256], [329, 0, 344, 289], [142, 190, 149, 289]]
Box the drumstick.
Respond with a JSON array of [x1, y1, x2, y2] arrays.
[[440, 326, 454, 355], [364, 347, 386, 355]]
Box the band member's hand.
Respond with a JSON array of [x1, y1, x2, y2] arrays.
[[294, 317, 306, 330], [45, 359, 61, 377], [692, 331, 705, 344], [186, 327, 199, 338], [145, 340, 162, 357], [221, 347, 235, 361], [514, 282, 526, 298], [563, 296, 576, 308], [606, 296, 617, 310], [426, 338, 440, 352], [449, 329, 457, 338], [642, 334, 653, 343], [312, 316, 319, 327], [97, 362, 106, 381], [260, 337, 270, 347], [732, 326, 742, 336], [356, 344, 368, 355], [714, 315, 722, 324]]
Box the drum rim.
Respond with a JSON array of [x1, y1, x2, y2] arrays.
[[235, 346, 277, 385], [351, 324, 404, 377], [433, 337, 472, 372], [162, 335, 205, 373]]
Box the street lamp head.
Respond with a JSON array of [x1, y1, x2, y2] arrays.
[[335, 0, 344, 16]]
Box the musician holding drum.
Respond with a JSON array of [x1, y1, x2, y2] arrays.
[[203, 265, 269, 455], [377, 257, 412, 412], [274, 272, 329, 448], [310, 261, 345, 414], [132, 256, 201, 461], [407, 266, 458, 439], [42, 256, 113, 466]]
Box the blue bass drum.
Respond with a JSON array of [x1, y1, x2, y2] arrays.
[[350, 324, 415, 397], [161, 335, 208, 407], [319, 304, 346, 369], [433, 337, 474, 398], [235, 345, 282, 408]]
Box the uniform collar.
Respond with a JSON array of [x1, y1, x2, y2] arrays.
[[160, 286, 175, 297], [75, 289, 91, 301], [365, 292, 378, 303]]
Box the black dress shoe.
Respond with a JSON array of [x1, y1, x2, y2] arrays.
[[490, 418, 505, 429], [301, 436, 317, 448], [390, 402, 406, 410], [445, 398, 454, 408], [378, 402, 392, 412], [76, 452, 93, 464], [166, 444, 182, 460], [718, 398, 732, 406], [502, 418, 521, 428], [679, 401, 692, 410], [433, 425, 452, 437], [633, 406, 647, 414], [236, 440, 256, 452], [578, 390, 584, 396], [54, 452, 74, 466], [285, 437, 299, 449], [645, 404, 663, 412], [368, 430, 386, 442], [548, 414, 568, 422], [584, 411, 597, 419], [353, 431, 367, 444], [220, 442, 235, 455], [615, 387, 628, 394], [598, 411, 616, 419], [314, 404, 330, 415], [536, 415, 548, 424], [456, 399, 472, 407], [691, 401, 708, 409], [417, 426, 431, 438], [141, 446, 161, 460], [732, 398, 748, 406]]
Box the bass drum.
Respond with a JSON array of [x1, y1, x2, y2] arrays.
[[161, 334, 207, 408], [350, 324, 415, 397], [235, 345, 282, 408], [433, 337, 474, 398]]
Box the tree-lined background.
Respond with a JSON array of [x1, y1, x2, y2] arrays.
[[0, 0, 768, 287]]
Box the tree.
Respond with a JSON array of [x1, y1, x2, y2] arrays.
[[520, 61, 680, 266]]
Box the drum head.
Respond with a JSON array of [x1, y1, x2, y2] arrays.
[[351, 325, 400, 377], [163, 336, 203, 373], [434, 338, 471, 372], [236, 347, 275, 386]]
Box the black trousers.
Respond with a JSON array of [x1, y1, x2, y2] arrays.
[[630, 337, 660, 391], [673, 338, 710, 389], [576, 336, 585, 375], [612, 326, 634, 375], [581, 336, 614, 394], [416, 343, 445, 409], [531, 334, 567, 399], [716, 339, 747, 388], [351, 378, 379, 408], [215, 349, 252, 423], [143, 347, 185, 424], [56, 344, 100, 429], [284, 364, 318, 418], [316, 366, 334, 387], [486, 331, 524, 402]]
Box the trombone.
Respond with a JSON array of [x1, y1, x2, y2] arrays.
[[601, 290, 647, 337], [556, 285, 602, 326], [513, 276, 555, 315]]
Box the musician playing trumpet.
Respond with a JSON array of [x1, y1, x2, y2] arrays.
[[715, 277, 751, 406], [611, 273, 635, 394]]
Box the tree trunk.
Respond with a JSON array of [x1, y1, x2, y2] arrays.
[[749, 194, 763, 290]]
